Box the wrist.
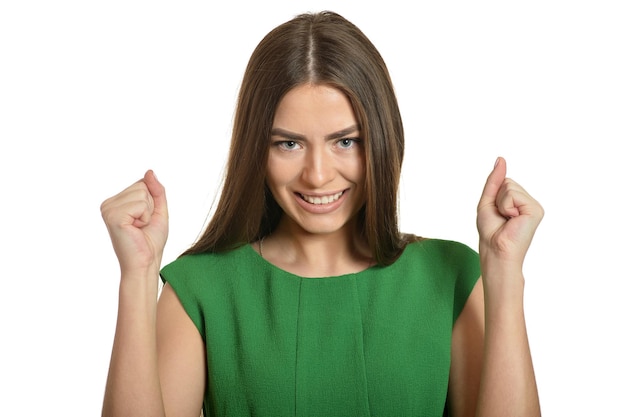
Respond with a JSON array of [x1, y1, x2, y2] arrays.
[[479, 242, 524, 271], [118, 270, 161, 315], [118, 256, 162, 278], [479, 255, 526, 304], [119, 265, 161, 293]]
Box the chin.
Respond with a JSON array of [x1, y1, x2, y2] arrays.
[[290, 214, 357, 236]]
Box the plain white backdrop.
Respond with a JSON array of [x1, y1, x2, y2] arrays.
[[1, 0, 624, 415]]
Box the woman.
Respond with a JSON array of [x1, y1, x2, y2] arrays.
[[101, 11, 542, 417]]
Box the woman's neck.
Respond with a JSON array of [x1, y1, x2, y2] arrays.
[[258, 219, 373, 278]]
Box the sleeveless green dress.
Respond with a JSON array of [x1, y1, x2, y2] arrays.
[[160, 238, 480, 417]]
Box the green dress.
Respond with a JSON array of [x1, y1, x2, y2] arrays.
[[160, 238, 480, 417]]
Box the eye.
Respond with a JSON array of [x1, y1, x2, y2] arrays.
[[275, 140, 301, 151], [337, 138, 359, 149]]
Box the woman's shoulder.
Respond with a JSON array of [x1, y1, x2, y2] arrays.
[[160, 244, 254, 281], [404, 236, 477, 256], [398, 236, 479, 272]]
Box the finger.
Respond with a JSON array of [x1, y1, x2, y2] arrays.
[[496, 179, 543, 219], [102, 182, 154, 228], [478, 156, 507, 210], [495, 181, 523, 218], [101, 195, 153, 230], [131, 194, 154, 227], [116, 185, 154, 228], [143, 170, 168, 218]]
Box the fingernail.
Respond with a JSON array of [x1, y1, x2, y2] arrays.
[[494, 157, 500, 168]]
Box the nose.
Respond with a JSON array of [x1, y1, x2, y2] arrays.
[[301, 146, 335, 188]]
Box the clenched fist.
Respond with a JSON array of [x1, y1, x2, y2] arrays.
[[101, 170, 169, 276], [477, 157, 544, 270]]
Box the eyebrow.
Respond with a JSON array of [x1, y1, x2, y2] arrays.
[[270, 124, 360, 141]]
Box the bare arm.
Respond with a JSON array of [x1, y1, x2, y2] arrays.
[[449, 158, 542, 417], [101, 171, 205, 416], [475, 157, 542, 416], [476, 267, 539, 416], [157, 283, 206, 416], [102, 270, 165, 416], [448, 279, 485, 417]]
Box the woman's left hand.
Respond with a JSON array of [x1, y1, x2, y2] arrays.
[[476, 157, 544, 269]]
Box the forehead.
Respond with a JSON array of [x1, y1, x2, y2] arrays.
[[272, 84, 358, 135]]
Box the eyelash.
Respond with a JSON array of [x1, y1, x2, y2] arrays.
[[272, 138, 361, 151], [337, 138, 360, 149]]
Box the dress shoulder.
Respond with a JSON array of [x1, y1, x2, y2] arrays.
[[403, 238, 481, 322], [159, 246, 252, 338]]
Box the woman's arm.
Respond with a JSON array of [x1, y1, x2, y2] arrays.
[[101, 171, 205, 416], [449, 157, 542, 417], [448, 279, 485, 416], [102, 268, 165, 416], [475, 267, 540, 416], [157, 283, 206, 416]]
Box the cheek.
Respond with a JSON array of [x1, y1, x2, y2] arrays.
[[266, 157, 295, 189], [342, 154, 366, 181]]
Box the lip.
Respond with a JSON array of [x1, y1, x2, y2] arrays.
[[294, 189, 348, 214]]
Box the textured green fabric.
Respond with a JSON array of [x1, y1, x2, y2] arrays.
[[160, 238, 480, 417]]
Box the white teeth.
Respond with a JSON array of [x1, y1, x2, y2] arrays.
[[301, 191, 343, 205]]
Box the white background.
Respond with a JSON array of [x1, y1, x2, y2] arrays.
[[1, 0, 624, 415]]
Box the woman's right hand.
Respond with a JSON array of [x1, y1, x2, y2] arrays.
[[101, 170, 169, 276]]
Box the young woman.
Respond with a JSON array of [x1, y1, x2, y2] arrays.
[[101, 11, 542, 417]]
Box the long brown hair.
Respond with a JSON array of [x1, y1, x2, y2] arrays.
[[182, 11, 419, 265]]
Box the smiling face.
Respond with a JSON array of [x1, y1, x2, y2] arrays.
[[267, 84, 366, 237]]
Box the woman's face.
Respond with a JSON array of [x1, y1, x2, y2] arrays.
[[267, 84, 366, 236]]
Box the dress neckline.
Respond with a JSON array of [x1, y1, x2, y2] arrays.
[[244, 243, 381, 280]]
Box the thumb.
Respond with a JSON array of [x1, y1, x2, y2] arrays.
[[143, 170, 168, 217], [478, 156, 506, 209]]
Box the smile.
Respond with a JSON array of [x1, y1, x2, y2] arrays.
[[299, 191, 344, 205]]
